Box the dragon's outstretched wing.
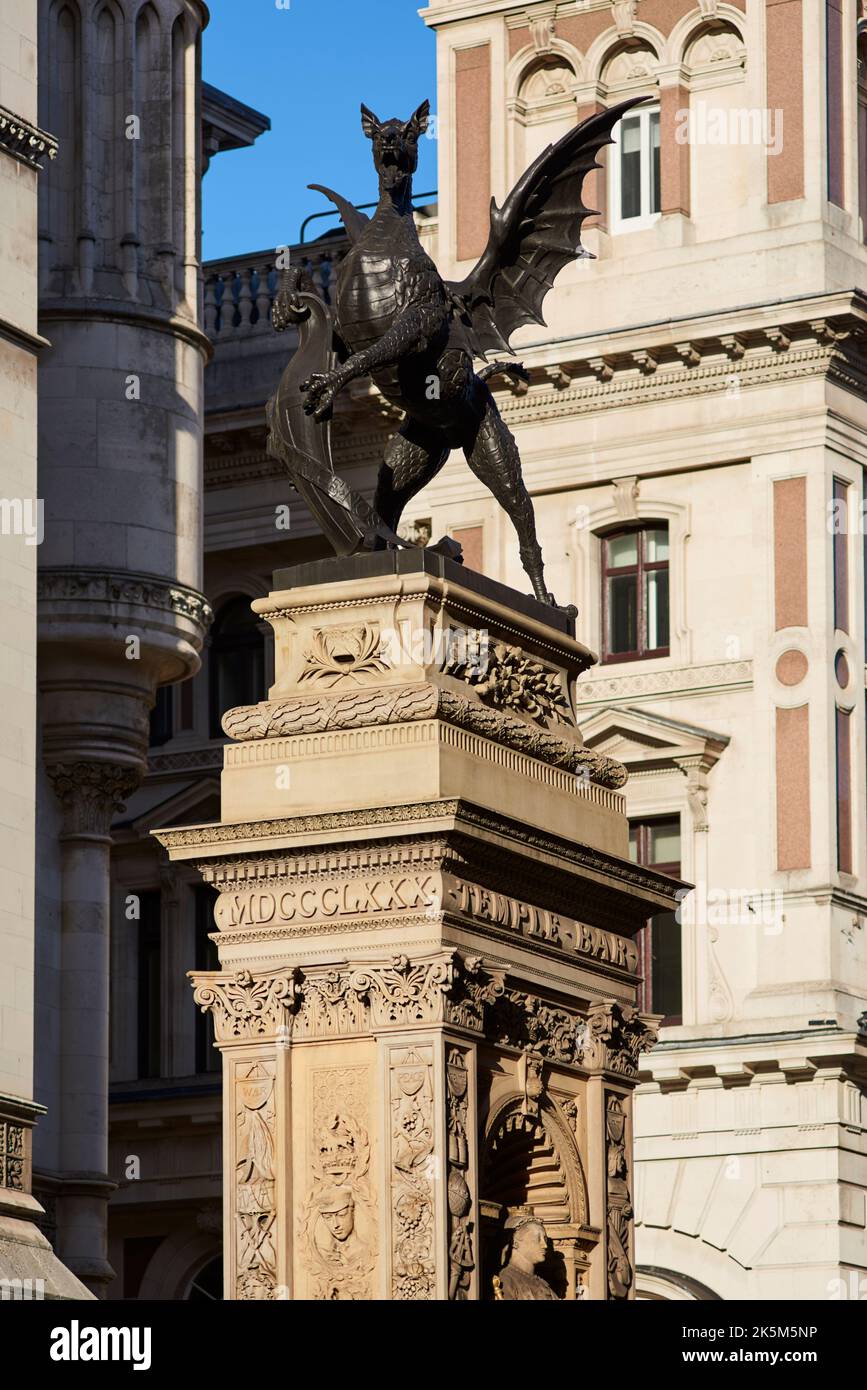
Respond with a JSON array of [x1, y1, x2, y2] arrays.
[[446, 98, 647, 357], [308, 184, 370, 244]]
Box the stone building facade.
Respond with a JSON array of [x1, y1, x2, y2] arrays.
[[0, 0, 88, 1298], [3, 0, 865, 1300]]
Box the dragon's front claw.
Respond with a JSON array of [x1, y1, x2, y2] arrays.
[[300, 372, 338, 422]]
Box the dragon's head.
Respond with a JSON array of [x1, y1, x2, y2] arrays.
[[361, 100, 429, 194]]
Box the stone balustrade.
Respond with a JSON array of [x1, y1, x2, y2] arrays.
[[203, 239, 349, 339]]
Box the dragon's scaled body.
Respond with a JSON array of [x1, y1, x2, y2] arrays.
[[276, 96, 644, 605]]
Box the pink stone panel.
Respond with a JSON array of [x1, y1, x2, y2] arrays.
[[767, 0, 805, 203], [452, 525, 484, 575], [456, 45, 491, 262], [661, 84, 690, 215], [776, 705, 811, 869], [827, 0, 844, 207], [773, 476, 808, 630]]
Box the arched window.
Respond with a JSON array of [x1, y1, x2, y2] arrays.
[[208, 596, 265, 737], [601, 522, 669, 661], [185, 1255, 223, 1301]]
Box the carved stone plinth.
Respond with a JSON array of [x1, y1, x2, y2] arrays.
[[155, 552, 681, 1300]]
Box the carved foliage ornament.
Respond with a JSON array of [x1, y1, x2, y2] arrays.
[[192, 954, 505, 1044], [444, 640, 572, 728], [0, 1121, 24, 1191], [47, 761, 140, 837], [298, 624, 389, 686], [192, 968, 303, 1041], [578, 1001, 658, 1077]]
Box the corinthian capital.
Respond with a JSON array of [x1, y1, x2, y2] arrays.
[[46, 761, 141, 837]]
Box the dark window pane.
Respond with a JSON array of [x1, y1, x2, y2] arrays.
[[646, 569, 670, 649], [608, 573, 638, 653], [836, 707, 852, 873], [650, 912, 682, 1019], [209, 596, 266, 738], [833, 478, 849, 633], [630, 817, 682, 1021], [137, 891, 161, 1080], [650, 111, 661, 214], [620, 116, 642, 219], [149, 686, 173, 747], [648, 817, 681, 866]]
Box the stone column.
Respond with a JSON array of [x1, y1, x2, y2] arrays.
[[46, 760, 139, 1296], [157, 553, 681, 1300]]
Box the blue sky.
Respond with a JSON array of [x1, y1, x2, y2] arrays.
[[202, 0, 438, 261]]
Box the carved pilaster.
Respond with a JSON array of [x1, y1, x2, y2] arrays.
[[605, 1094, 634, 1300], [446, 1046, 476, 1300], [234, 1060, 278, 1300], [386, 1043, 437, 1299]]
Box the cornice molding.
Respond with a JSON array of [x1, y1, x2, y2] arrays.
[[0, 103, 57, 171], [38, 567, 213, 636]]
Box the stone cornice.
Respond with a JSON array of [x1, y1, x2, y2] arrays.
[[0, 103, 57, 171], [154, 796, 684, 917], [38, 568, 213, 637], [577, 659, 753, 706], [38, 298, 212, 361], [493, 320, 867, 428], [0, 314, 51, 356], [221, 683, 627, 789]]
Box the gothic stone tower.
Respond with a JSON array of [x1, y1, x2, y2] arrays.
[[34, 0, 211, 1295]]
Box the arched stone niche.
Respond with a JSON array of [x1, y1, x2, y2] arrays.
[[479, 1089, 595, 1300]]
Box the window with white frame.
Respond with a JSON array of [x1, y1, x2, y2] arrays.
[[610, 105, 660, 231]]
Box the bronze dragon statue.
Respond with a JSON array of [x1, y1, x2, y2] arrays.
[[267, 96, 643, 605]]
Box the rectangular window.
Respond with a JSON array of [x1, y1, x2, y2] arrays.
[[833, 478, 849, 633], [602, 524, 670, 662], [137, 890, 161, 1080], [836, 707, 852, 874], [612, 107, 661, 230], [148, 687, 173, 748], [194, 886, 221, 1075], [628, 816, 682, 1023]]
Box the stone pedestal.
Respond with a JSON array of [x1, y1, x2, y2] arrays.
[[155, 552, 681, 1300]]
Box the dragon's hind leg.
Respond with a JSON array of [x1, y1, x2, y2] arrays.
[[463, 386, 551, 603], [373, 418, 449, 541]]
